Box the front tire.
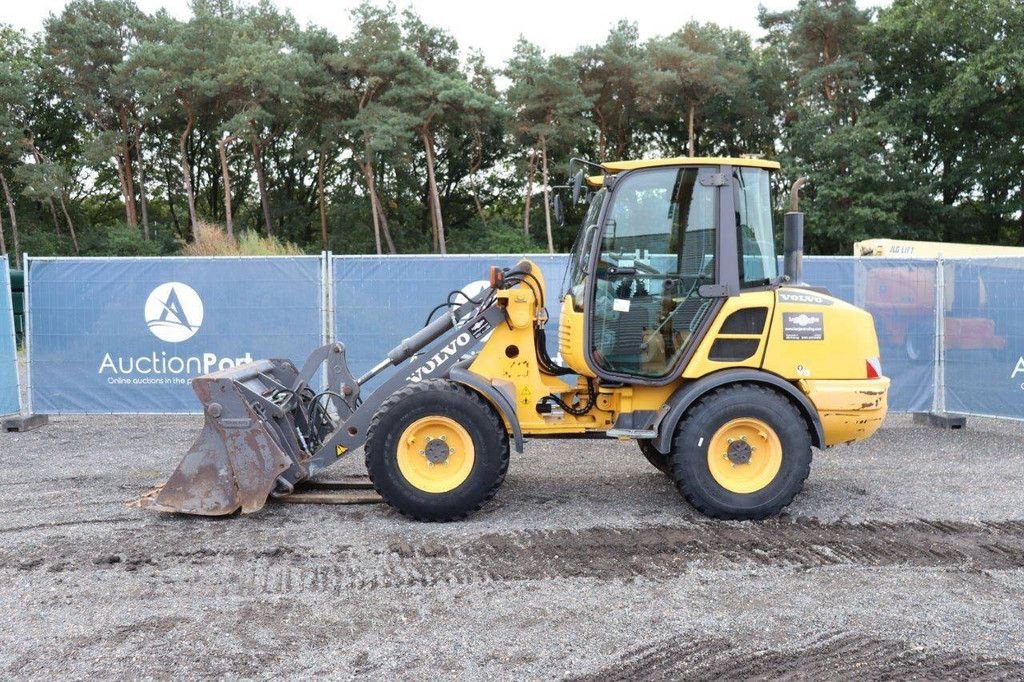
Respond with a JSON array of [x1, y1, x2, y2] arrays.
[[670, 384, 812, 520], [365, 380, 508, 521], [638, 439, 671, 475]]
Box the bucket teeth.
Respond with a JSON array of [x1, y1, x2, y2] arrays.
[[136, 370, 294, 516]]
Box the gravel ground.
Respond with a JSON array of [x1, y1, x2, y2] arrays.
[[2, 379, 1023, 679]]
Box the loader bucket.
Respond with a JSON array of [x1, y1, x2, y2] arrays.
[[136, 360, 298, 516]]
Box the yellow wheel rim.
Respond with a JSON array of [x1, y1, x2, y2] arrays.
[[706, 417, 783, 494], [396, 416, 475, 493]]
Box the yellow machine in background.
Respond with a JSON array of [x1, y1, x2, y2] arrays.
[[855, 238, 1021, 359], [855, 238, 1024, 258], [142, 157, 889, 522]]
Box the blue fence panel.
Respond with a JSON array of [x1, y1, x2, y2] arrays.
[[23, 251, 1017, 419], [943, 258, 1024, 419], [773, 256, 856, 303], [0, 261, 19, 416], [332, 255, 569, 385], [853, 258, 937, 413], [802, 256, 857, 303], [331, 254, 940, 414], [781, 256, 926, 412], [27, 256, 324, 413]]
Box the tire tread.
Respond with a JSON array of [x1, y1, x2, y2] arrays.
[[364, 379, 509, 522], [670, 383, 813, 520]]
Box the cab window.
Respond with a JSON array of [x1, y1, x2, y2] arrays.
[[734, 167, 777, 287], [590, 167, 716, 378]]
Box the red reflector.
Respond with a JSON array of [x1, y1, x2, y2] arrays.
[[866, 358, 881, 379]]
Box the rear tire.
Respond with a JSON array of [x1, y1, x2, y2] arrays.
[[365, 380, 508, 521], [638, 439, 671, 475], [670, 384, 812, 520]]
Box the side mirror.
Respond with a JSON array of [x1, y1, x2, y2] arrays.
[[571, 169, 585, 204], [551, 194, 565, 226]]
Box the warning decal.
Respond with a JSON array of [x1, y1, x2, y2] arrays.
[[469, 318, 492, 339]]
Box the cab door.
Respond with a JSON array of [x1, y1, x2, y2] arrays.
[[588, 166, 721, 379]]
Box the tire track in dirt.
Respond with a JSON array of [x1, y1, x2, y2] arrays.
[[570, 631, 1024, 681], [0, 515, 139, 535], [231, 518, 1024, 594], [0, 474, 109, 488], [6, 518, 1024, 591], [3, 614, 192, 677]]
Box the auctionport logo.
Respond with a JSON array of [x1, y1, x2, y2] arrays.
[[145, 282, 204, 343], [98, 280, 252, 384]]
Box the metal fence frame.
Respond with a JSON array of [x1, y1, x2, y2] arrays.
[[932, 254, 1024, 421], [15, 251, 1024, 421], [24, 253, 32, 414], [933, 258, 946, 415], [0, 260, 20, 416], [24, 254, 327, 415]]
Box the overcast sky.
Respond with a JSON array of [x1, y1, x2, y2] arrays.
[[7, 0, 890, 67]]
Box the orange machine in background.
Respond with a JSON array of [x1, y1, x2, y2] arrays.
[[855, 239, 1015, 361]]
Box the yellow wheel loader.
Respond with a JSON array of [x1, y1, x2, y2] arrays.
[[139, 157, 889, 521]]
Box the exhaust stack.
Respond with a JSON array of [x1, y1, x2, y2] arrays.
[[784, 176, 808, 284]]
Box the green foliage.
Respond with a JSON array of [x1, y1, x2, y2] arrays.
[[18, 228, 74, 258], [82, 222, 167, 256], [867, 0, 1024, 245], [574, 21, 645, 161], [764, 0, 939, 253], [506, 39, 591, 153], [448, 218, 545, 254], [0, 0, 1020, 262], [644, 22, 751, 156]]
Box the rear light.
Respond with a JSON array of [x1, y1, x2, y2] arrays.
[[866, 357, 882, 379]]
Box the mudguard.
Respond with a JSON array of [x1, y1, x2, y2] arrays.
[[652, 368, 825, 454], [449, 366, 525, 453]]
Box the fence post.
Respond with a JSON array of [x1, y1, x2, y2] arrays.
[[326, 251, 334, 344], [24, 253, 31, 414], [934, 257, 944, 413], [320, 251, 329, 346], [914, 255, 966, 429], [0, 260, 20, 417], [320, 251, 333, 390], [2, 253, 48, 432]]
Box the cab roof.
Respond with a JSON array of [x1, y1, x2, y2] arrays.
[[586, 156, 780, 187]]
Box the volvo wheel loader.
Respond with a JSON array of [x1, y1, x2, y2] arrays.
[[139, 157, 889, 521]]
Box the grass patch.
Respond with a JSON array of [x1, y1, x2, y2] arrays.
[[179, 222, 305, 256]]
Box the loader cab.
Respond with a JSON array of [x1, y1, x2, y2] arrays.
[[562, 158, 780, 383]]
